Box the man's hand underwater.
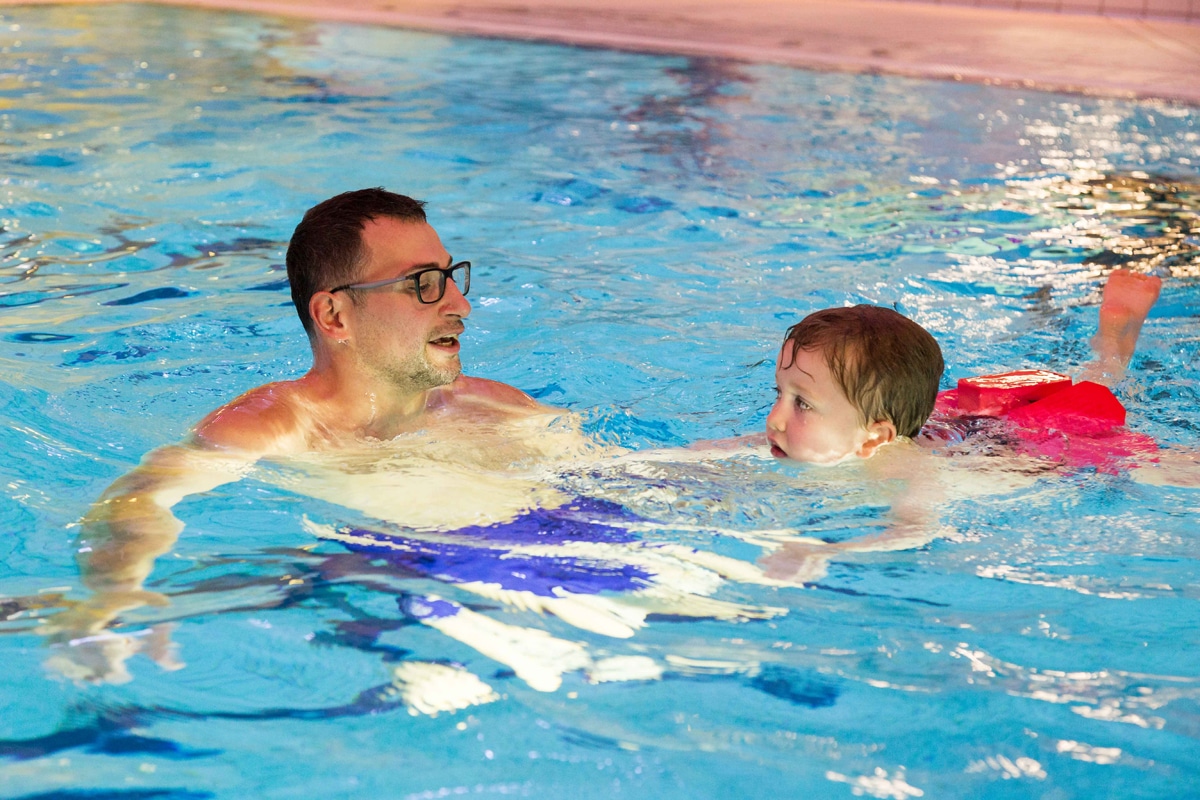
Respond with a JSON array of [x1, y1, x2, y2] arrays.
[[40, 590, 183, 685]]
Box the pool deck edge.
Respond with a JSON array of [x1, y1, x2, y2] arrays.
[[7, 0, 1200, 103]]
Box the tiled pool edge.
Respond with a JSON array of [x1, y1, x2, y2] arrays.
[[5, 0, 1200, 102]]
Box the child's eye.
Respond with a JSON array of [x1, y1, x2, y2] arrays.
[[794, 396, 812, 411]]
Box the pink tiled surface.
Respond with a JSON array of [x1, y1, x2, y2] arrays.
[[895, 0, 1196, 19], [4, 0, 1198, 101]]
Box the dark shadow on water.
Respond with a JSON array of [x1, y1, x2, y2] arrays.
[[9, 792, 213, 800], [749, 665, 839, 708], [0, 708, 220, 762]]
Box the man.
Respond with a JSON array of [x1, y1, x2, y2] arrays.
[[49, 190, 786, 692], [204, 187, 542, 452], [48, 188, 568, 682]]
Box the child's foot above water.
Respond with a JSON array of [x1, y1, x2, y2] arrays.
[[1084, 268, 1163, 383], [1096, 268, 1162, 360]]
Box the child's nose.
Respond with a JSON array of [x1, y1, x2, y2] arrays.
[[766, 399, 785, 431]]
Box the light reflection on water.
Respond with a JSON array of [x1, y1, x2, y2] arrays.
[[0, 4, 1198, 798]]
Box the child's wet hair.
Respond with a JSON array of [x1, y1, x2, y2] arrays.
[[782, 305, 944, 438]]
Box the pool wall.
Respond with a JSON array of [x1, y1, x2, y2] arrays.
[[3, 0, 1199, 101], [891, 0, 1197, 21]]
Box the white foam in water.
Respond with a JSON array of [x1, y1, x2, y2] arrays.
[[414, 597, 590, 693], [390, 661, 500, 716]]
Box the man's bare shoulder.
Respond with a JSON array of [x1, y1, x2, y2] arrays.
[[441, 375, 556, 414], [193, 380, 312, 454]]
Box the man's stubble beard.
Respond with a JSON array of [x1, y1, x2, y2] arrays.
[[380, 349, 461, 394]]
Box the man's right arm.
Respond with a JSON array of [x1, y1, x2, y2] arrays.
[[78, 442, 254, 598], [41, 440, 258, 684], [45, 385, 305, 681], [80, 383, 305, 599]]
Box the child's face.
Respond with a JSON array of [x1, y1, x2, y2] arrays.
[[766, 345, 882, 464]]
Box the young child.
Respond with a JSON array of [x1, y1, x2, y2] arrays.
[[765, 268, 1162, 466], [759, 268, 1181, 582], [766, 304, 944, 464]]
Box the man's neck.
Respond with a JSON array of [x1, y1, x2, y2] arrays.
[[299, 357, 442, 441]]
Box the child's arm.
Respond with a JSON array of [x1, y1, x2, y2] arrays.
[[760, 443, 948, 584], [689, 432, 766, 452]]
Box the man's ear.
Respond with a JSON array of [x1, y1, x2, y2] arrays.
[[857, 419, 897, 459], [309, 290, 352, 343]]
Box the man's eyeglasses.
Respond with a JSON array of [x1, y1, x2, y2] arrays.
[[327, 261, 470, 304]]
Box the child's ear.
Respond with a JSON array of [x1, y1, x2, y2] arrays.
[[857, 420, 897, 459]]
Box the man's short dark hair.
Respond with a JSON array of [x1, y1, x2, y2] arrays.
[[782, 305, 944, 438], [286, 188, 427, 337]]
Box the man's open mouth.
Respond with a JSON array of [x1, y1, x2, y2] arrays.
[[429, 333, 460, 348]]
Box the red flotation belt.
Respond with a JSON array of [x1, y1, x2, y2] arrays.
[[931, 369, 1156, 469]]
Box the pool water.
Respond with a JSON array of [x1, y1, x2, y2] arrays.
[[2, 4, 1199, 797]]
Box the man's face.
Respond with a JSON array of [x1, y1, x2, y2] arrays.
[[349, 216, 471, 392], [766, 344, 874, 464]]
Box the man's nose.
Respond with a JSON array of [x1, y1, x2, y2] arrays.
[[441, 275, 471, 317]]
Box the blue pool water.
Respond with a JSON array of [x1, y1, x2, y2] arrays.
[[1, 4, 1199, 797]]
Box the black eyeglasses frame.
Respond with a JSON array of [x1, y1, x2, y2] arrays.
[[326, 261, 471, 304]]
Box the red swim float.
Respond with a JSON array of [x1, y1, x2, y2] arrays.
[[931, 370, 1156, 469]]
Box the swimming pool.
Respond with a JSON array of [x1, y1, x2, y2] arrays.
[[1, 3, 1198, 797]]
